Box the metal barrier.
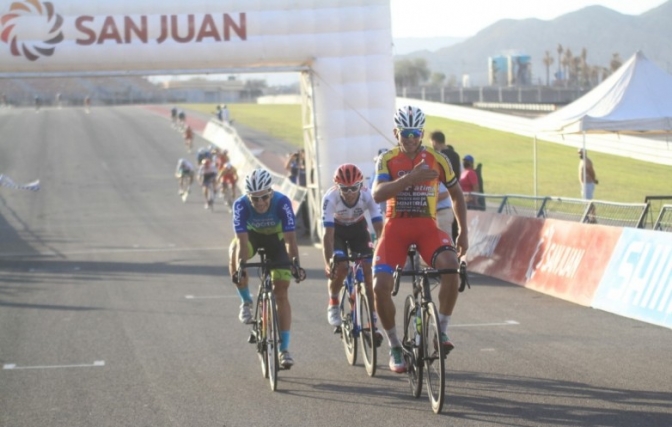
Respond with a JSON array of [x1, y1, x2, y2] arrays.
[[472, 193, 648, 228], [654, 205, 672, 231]]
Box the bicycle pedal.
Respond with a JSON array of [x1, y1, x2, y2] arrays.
[[333, 326, 342, 334], [247, 332, 257, 344]]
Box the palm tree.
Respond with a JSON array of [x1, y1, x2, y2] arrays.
[[543, 51, 554, 86], [610, 53, 623, 72], [562, 48, 573, 87], [556, 44, 563, 77]]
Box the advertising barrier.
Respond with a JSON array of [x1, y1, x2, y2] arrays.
[[466, 210, 672, 329], [593, 228, 672, 329]]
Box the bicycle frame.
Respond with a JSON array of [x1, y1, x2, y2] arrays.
[[392, 245, 469, 414], [332, 253, 377, 376]]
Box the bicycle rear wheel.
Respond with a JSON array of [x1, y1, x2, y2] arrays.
[[424, 302, 445, 413], [266, 293, 280, 391], [402, 295, 423, 398], [358, 290, 376, 377], [339, 286, 357, 365]]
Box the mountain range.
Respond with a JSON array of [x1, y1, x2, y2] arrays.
[[396, 1, 672, 86]]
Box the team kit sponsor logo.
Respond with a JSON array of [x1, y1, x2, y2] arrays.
[[0, 0, 246, 61]]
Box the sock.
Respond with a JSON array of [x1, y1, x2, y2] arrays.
[[438, 314, 451, 335], [384, 327, 401, 348], [237, 287, 253, 305], [329, 294, 339, 305], [280, 331, 290, 352]]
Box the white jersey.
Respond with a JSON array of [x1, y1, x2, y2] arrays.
[[197, 163, 217, 177], [176, 158, 194, 173], [321, 185, 383, 227]]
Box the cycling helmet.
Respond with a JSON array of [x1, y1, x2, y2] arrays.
[[245, 168, 273, 194], [333, 163, 364, 186], [394, 105, 425, 129]]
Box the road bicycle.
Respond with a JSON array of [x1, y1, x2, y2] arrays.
[[331, 253, 378, 376], [242, 248, 299, 391], [392, 245, 469, 414]]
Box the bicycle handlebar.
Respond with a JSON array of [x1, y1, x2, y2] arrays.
[[239, 257, 303, 283], [391, 261, 469, 297], [328, 253, 371, 280]]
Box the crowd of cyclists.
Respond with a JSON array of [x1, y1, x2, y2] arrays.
[[227, 104, 469, 374], [172, 107, 239, 211]]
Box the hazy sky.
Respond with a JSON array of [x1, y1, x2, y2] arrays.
[[390, 0, 669, 38]]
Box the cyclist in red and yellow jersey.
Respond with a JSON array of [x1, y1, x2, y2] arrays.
[[372, 105, 469, 374]]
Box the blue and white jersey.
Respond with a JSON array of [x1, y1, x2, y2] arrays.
[[321, 185, 383, 228], [232, 191, 296, 235]]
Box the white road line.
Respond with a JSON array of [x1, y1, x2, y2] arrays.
[[185, 295, 237, 300], [452, 320, 520, 328], [3, 360, 105, 370]]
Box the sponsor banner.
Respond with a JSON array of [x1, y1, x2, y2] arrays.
[[593, 228, 672, 329], [466, 211, 544, 284], [466, 212, 622, 306], [525, 219, 622, 306]]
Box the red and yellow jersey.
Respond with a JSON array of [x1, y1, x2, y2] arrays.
[[375, 146, 457, 219]]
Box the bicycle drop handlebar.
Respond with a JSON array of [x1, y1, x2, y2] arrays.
[[328, 253, 372, 279], [391, 261, 470, 297]]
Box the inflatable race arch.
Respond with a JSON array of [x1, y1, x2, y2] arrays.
[[0, 0, 396, 233]]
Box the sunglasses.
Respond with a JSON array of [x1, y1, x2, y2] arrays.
[[339, 183, 362, 193], [398, 128, 423, 139], [249, 192, 272, 202]]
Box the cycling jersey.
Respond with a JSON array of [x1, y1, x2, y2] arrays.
[[375, 146, 457, 219], [176, 159, 194, 174], [321, 185, 382, 227], [232, 191, 296, 236]]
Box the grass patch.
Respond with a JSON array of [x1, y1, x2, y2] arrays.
[[186, 103, 670, 203]]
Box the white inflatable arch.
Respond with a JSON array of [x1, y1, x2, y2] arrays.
[[0, 0, 396, 236]]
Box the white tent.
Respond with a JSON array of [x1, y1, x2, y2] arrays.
[[535, 51, 672, 134]]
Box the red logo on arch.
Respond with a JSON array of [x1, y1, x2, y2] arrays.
[[0, 0, 64, 61]]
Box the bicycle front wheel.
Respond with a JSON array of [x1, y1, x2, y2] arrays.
[[358, 289, 376, 377], [403, 295, 423, 398], [424, 302, 445, 413], [266, 293, 280, 391], [256, 296, 268, 379], [339, 286, 357, 365]]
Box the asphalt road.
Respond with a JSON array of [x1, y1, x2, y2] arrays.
[[1, 105, 671, 427]]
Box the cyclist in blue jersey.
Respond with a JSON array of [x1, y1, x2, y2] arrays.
[[228, 168, 306, 368]]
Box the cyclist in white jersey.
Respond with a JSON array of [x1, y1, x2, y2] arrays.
[[322, 164, 383, 339]]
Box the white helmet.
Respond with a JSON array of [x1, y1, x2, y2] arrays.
[[245, 168, 273, 194], [394, 105, 425, 129]]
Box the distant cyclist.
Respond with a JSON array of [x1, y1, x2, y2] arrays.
[[183, 125, 194, 153], [321, 164, 383, 342], [84, 95, 90, 114], [177, 110, 186, 130], [170, 106, 178, 127], [175, 158, 195, 199], [229, 168, 306, 368], [218, 162, 239, 211], [197, 158, 217, 209], [196, 146, 212, 166]]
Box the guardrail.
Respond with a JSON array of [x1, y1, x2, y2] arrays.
[[470, 192, 651, 229]]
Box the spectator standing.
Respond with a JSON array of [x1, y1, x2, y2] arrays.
[[431, 130, 461, 239], [430, 131, 461, 178], [285, 149, 306, 186], [459, 154, 481, 210], [578, 148, 599, 223]]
